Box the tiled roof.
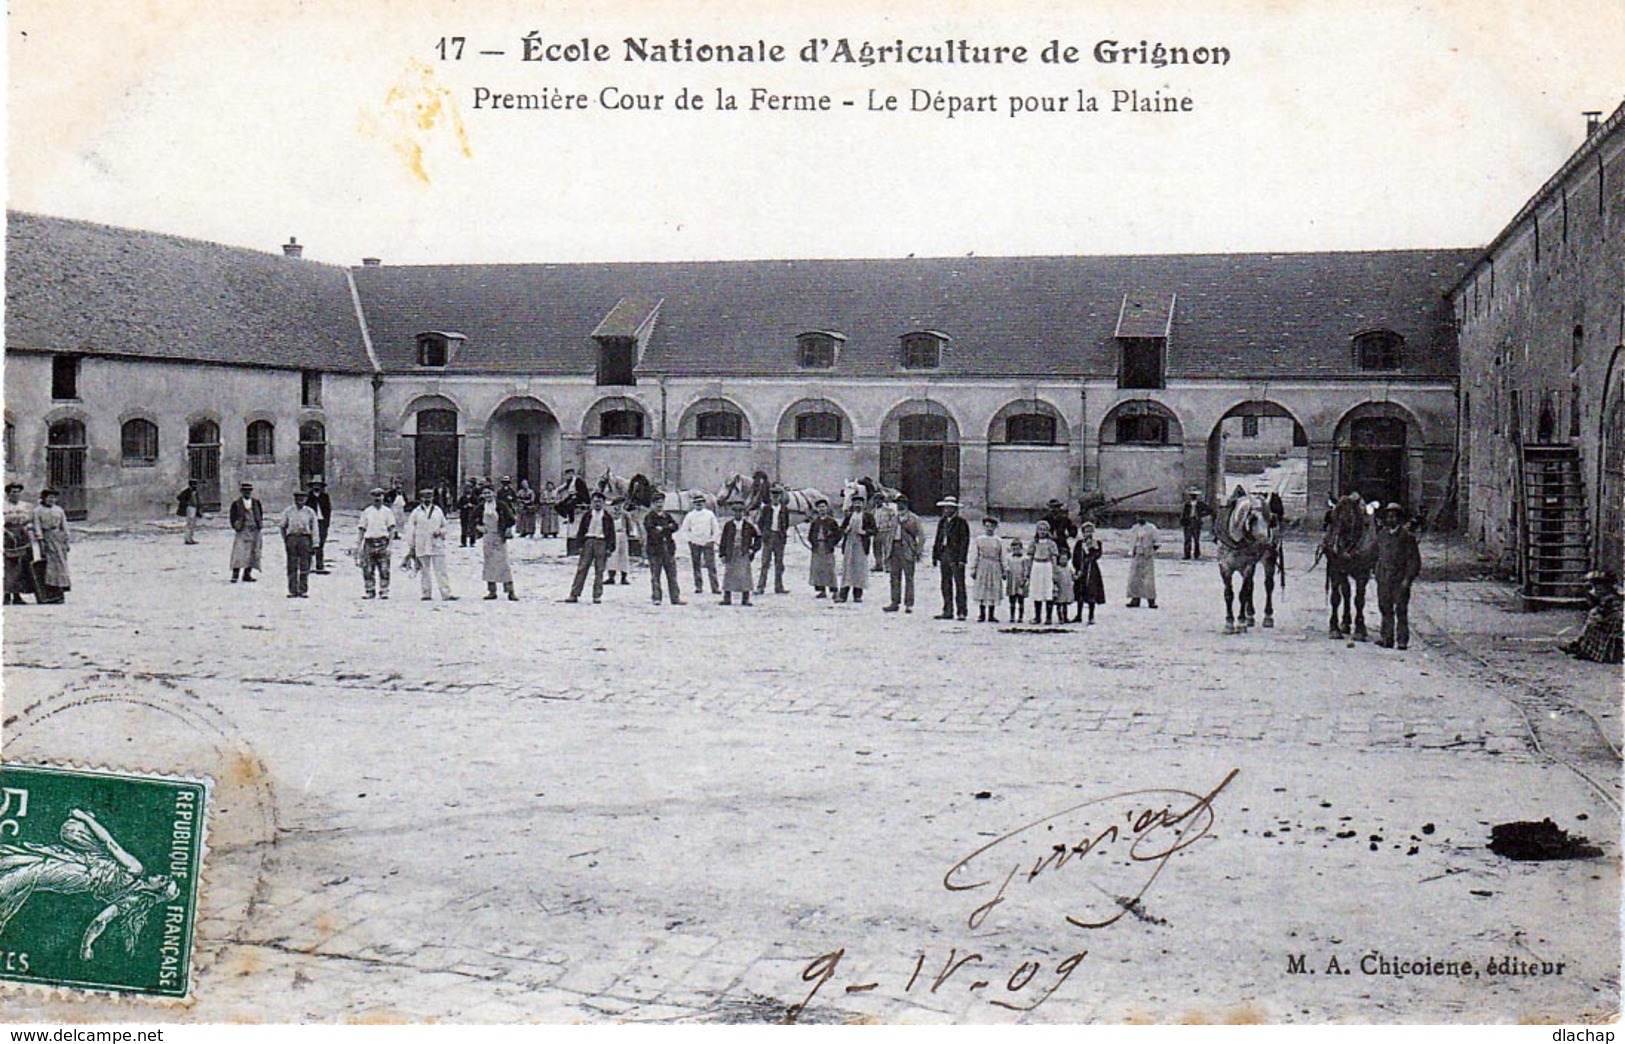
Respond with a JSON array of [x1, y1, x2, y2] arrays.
[[5, 211, 373, 372], [352, 249, 1474, 379]]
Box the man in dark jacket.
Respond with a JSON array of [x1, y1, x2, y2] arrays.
[[643, 494, 684, 606], [755, 485, 792, 595], [1042, 499, 1077, 559], [308, 477, 334, 572], [176, 479, 202, 545], [1180, 488, 1213, 560], [932, 496, 971, 620], [458, 480, 482, 547], [1374, 503, 1421, 650], [565, 490, 616, 604]]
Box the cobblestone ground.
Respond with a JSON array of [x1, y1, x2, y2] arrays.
[[2, 517, 1618, 1023]]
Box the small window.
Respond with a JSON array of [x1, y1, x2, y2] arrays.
[[417, 335, 449, 367], [1116, 414, 1169, 445], [1005, 413, 1058, 446], [51, 355, 80, 400], [794, 412, 843, 443], [1241, 415, 1260, 438], [3, 421, 12, 469], [301, 370, 324, 408], [696, 410, 744, 441], [120, 418, 159, 465], [797, 332, 841, 369], [1118, 338, 1165, 390], [246, 419, 276, 463], [596, 338, 638, 386], [1572, 324, 1584, 371], [901, 332, 944, 370], [599, 410, 645, 439], [1353, 330, 1404, 371]]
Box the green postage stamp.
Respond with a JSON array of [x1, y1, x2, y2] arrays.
[[0, 763, 209, 1000]]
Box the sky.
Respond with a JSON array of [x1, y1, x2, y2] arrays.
[[7, 0, 1624, 266]]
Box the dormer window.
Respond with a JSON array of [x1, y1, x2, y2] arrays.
[[416, 331, 465, 368], [901, 331, 946, 370], [1353, 329, 1404, 371], [797, 331, 843, 369]]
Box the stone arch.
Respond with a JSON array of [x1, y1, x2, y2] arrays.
[[1098, 399, 1183, 445], [879, 399, 962, 510], [1331, 400, 1425, 508], [1205, 400, 1310, 521], [485, 395, 562, 491], [677, 396, 752, 442], [400, 393, 466, 435], [988, 397, 1071, 446], [583, 394, 651, 440], [776, 397, 855, 444], [1597, 345, 1625, 574]]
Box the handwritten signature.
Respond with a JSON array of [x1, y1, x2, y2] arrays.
[[943, 768, 1240, 931]]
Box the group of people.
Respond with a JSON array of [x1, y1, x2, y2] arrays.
[[3, 481, 72, 604]]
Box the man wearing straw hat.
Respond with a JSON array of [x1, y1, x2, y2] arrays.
[[931, 496, 971, 620]]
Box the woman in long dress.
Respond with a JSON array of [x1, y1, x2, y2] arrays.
[[1072, 521, 1107, 624], [969, 517, 1006, 622], [1028, 521, 1058, 623], [837, 497, 875, 603], [4, 482, 37, 604], [30, 489, 71, 604], [538, 481, 560, 538], [1126, 516, 1159, 608], [479, 489, 516, 600]]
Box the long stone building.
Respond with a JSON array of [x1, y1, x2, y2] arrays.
[[5, 210, 1471, 528], [1453, 101, 1625, 600]]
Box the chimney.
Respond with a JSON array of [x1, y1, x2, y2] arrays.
[[362, 257, 382, 267], [282, 236, 303, 258], [1584, 111, 1603, 137]]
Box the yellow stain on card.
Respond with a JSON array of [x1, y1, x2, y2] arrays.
[[359, 58, 472, 186]]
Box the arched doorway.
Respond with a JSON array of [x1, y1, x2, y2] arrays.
[[1206, 402, 1308, 522], [1334, 404, 1415, 508], [487, 398, 561, 491], [880, 402, 960, 511], [46, 419, 88, 520], [187, 419, 221, 511], [412, 408, 461, 494]]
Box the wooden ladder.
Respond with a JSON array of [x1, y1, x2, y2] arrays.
[[1520, 443, 1591, 607]]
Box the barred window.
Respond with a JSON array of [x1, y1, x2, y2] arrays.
[[794, 412, 843, 442], [120, 418, 159, 465], [246, 420, 276, 462]]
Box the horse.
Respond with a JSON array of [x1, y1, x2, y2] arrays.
[[841, 476, 902, 512], [1315, 493, 1379, 640], [1215, 493, 1285, 634]]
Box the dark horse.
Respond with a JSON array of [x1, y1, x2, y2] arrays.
[[1215, 493, 1285, 633], [1317, 493, 1379, 640]]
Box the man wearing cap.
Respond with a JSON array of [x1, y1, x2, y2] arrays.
[[565, 490, 615, 603], [678, 493, 721, 595], [643, 493, 684, 605], [228, 482, 264, 583], [882, 494, 924, 613], [277, 489, 318, 598], [1040, 499, 1077, 560], [404, 486, 457, 601], [176, 478, 202, 545], [1180, 488, 1213, 560], [308, 478, 333, 572], [755, 485, 792, 595], [932, 496, 971, 620], [1373, 503, 1421, 650], [719, 497, 761, 606], [356, 487, 397, 599]]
